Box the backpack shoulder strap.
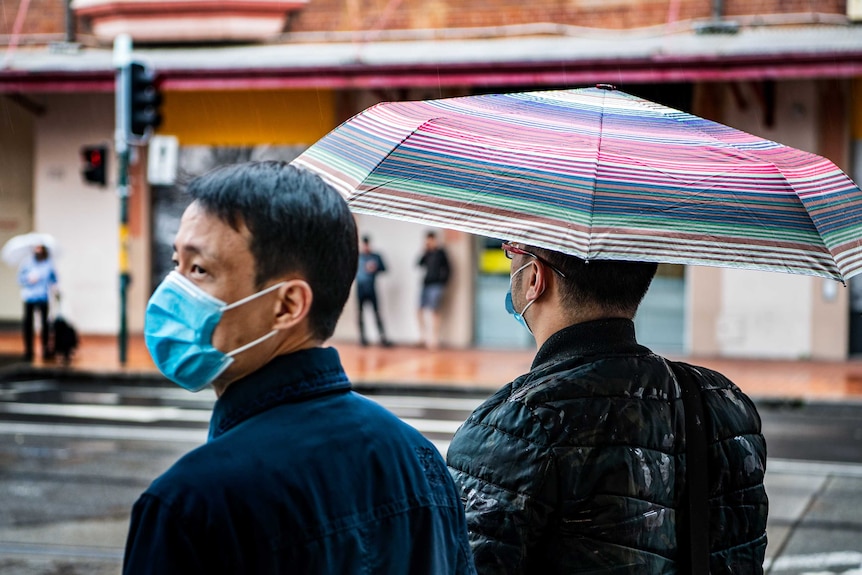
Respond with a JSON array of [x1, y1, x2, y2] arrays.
[[669, 361, 711, 573]]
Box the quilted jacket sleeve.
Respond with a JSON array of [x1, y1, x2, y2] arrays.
[[447, 397, 557, 575]]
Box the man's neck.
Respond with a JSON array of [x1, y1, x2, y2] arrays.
[[212, 335, 321, 397], [532, 304, 631, 350]]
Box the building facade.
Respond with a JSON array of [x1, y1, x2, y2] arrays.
[[1, 0, 861, 359]]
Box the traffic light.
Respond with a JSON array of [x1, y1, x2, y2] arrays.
[[81, 145, 108, 186], [128, 62, 162, 139]]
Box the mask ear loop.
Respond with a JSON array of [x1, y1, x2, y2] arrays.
[[221, 281, 286, 311], [221, 281, 287, 358], [508, 261, 535, 334], [514, 260, 548, 336], [226, 329, 280, 358]]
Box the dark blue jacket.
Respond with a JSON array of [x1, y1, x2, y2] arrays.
[[124, 347, 475, 575]]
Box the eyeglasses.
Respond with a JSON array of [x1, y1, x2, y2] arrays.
[[501, 242, 566, 278]]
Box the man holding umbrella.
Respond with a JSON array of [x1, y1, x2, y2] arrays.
[[293, 84, 862, 574], [446, 243, 768, 574]]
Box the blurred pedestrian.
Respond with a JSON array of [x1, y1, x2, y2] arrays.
[[17, 244, 57, 362], [417, 231, 450, 350], [124, 162, 475, 575], [52, 293, 79, 364], [356, 235, 391, 346], [447, 242, 768, 574]]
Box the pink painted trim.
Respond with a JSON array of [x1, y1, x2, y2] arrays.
[[2, 53, 861, 93], [158, 56, 862, 90], [74, 0, 305, 17], [0, 75, 114, 92]]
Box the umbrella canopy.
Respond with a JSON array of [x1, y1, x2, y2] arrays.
[[293, 86, 862, 282], [1, 232, 58, 267]]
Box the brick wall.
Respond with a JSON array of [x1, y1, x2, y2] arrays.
[[0, 0, 849, 42], [725, 0, 845, 16], [292, 0, 847, 33], [0, 0, 66, 37]]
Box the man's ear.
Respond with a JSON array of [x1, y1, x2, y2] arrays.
[[272, 279, 313, 330], [523, 261, 547, 301]]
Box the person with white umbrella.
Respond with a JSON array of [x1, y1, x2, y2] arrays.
[[17, 243, 58, 361]]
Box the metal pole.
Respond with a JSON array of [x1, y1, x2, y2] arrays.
[[118, 150, 130, 366], [114, 34, 132, 366], [712, 0, 724, 21], [65, 0, 75, 43]]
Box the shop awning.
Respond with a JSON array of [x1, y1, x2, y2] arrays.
[[2, 25, 862, 92]]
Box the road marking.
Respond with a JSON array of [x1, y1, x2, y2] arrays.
[[0, 420, 454, 455], [0, 394, 477, 427], [764, 551, 862, 571], [0, 541, 123, 560], [0, 421, 206, 443], [768, 458, 862, 478], [0, 379, 57, 400], [0, 402, 211, 423], [367, 395, 485, 411], [399, 417, 463, 434]]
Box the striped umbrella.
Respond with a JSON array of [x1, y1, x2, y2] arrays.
[[293, 86, 862, 282]]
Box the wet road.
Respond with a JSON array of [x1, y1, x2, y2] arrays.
[[1, 377, 861, 574]]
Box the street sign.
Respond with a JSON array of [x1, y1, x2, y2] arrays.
[[147, 135, 178, 185]]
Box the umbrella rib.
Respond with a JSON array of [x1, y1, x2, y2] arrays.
[[584, 90, 607, 262], [347, 116, 444, 205], [768, 160, 854, 284], [654, 95, 782, 166], [296, 87, 862, 283], [641, 94, 854, 280]]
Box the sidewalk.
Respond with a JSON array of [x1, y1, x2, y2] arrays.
[[2, 331, 862, 402], [3, 331, 862, 571]]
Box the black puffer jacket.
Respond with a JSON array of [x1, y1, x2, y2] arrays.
[[447, 319, 768, 574]]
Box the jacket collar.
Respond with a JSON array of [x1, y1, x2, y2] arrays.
[[208, 347, 351, 440], [531, 318, 648, 371]]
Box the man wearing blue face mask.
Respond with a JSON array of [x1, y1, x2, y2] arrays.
[[447, 242, 768, 575], [123, 162, 475, 575]]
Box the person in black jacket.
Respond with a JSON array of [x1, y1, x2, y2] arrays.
[[417, 231, 450, 350], [447, 241, 768, 575]]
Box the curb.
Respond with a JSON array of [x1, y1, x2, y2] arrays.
[[4, 360, 862, 407]]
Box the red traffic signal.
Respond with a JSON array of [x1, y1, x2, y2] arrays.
[[81, 145, 108, 186]]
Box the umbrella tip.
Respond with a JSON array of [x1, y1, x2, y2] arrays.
[[595, 84, 617, 91]]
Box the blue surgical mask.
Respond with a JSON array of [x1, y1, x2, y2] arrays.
[[144, 271, 285, 392], [504, 261, 537, 335]]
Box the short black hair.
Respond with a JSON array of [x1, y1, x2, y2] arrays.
[[362, 235, 371, 244], [187, 161, 358, 340], [528, 245, 658, 317]]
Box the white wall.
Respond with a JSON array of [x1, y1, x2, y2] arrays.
[[33, 93, 119, 334], [328, 87, 477, 348], [0, 97, 35, 321], [713, 81, 819, 358], [333, 215, 425, 345], [331, 214, 474, 347], [716, 269, 812, 358]]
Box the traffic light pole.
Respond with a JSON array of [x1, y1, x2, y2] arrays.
[[113, 35, 162, 366], [117, 148, 130, 366], [114, 34, 132, 366]]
